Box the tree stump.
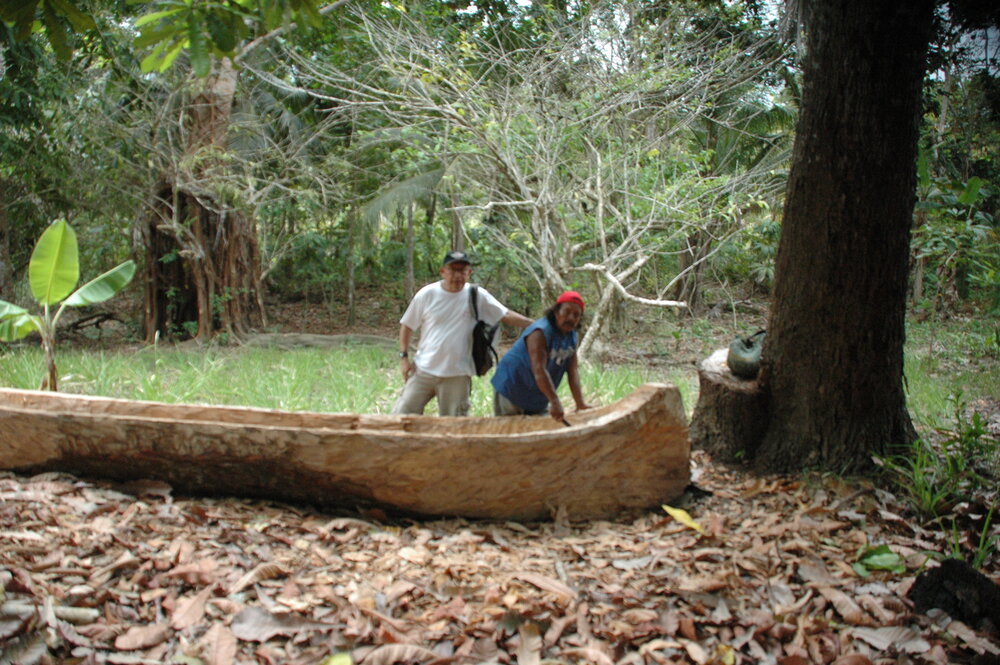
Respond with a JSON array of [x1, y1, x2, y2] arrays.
[[689, 348, 768, 463]]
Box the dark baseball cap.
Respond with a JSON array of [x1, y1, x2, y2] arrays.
[[442, 250, 471, 266]]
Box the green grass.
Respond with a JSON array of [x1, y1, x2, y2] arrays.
[[0, 314, 994, 424], [904, 315, 1000, 428], [0, 344, 402, 414], [0, 343, 693, 417]]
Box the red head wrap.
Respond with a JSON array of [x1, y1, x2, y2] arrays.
[[555, 290, 585, 310]]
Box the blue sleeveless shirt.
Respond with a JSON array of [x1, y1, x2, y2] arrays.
[[491, 317, 577, 414]]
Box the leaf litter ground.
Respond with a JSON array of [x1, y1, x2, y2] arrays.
[[2, 449, 998, 665], [9, 301, 1000, 663]]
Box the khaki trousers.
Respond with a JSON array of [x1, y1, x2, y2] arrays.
[[392, 370, 471, 416], [494, 391, 527, 416]]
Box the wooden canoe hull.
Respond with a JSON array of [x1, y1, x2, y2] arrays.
[[0, 383, 689, 521]]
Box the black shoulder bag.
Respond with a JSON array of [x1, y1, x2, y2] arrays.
[[469, 286, 499, 376]]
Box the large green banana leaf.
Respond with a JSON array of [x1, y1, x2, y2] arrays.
[[0, 301, 40, 340], [29, 220, 80, 306], [65, 261, 137, 307]]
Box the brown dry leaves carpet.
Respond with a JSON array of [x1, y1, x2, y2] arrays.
[[2, 451, 998, 665]]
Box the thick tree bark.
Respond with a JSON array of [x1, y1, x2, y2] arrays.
[[139, 58, 265, 342], [752, 0, 935, 472], [140, 186, 264, 342]]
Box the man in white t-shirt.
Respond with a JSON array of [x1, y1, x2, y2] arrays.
[[393, 250, 532, 416]]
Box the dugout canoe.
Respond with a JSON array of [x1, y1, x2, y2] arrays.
[[0, 383, 689, 521]]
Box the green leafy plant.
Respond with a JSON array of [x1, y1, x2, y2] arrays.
[[877, 389, 997, 522], [853, 544, 906, 578], [944, 505, 998, 570], [876, 439, 958, 520], [942, 391, 991, 460], [912, 164, 999, 311], [947, 518, 967, 560], [134, 1, 324, 76], [972, 505, 999, 569], [0, 220, 135, 391]]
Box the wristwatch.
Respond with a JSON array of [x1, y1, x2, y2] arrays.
[[398, 351, 408, 358]]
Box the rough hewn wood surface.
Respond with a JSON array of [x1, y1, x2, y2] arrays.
[[0, 383, 689, 521], [689, 348, 767, 463]]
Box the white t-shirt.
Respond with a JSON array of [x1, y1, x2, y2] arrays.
[[400, 282, 508, 377]]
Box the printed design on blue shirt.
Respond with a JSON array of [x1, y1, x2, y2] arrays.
[[551, 345, 575, 366]]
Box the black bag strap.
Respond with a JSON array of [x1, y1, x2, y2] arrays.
[[469, 284, 481, 321]]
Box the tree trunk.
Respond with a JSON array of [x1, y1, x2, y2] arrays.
[[750, 0, 935, 472], [40, 333, 58, 392], [670, 231, 710, 313], [0, 184, 11, 298], [689, 348, 770, 462], [577, 280, 616, 361], [912, 255, 925, 303], [139, 58, 265, 342], [405, 203, 415, 301], [346, 208, 358, 327], [671, 120, 721, 314], [450, 192, 464, 252]]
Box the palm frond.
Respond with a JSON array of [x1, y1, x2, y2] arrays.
[[361, 167, 447, 224]]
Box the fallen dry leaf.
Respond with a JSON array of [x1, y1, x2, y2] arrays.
[[171, 583, 216, 630], [114, 623, 170, 650], [851, 626, 931, 654], [517, 621, 542, 665], [830, 655, 874, 665], [229, 562, 288, 594], [662, 504, 705, 534], [230, 606, 336, 642], [511, 571, 577, 601], [1, 450, 996, 665], [681, 639, 709, 664], [200, 622, 238, 665], [559, 646, 615, 665], [945, 620, 1000, 656], [815, 585, 874, 626], [397, 546, 430, 565], [362, 643, 441, 665]]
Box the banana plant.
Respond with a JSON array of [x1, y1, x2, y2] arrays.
[[0, 220, 136, 391]]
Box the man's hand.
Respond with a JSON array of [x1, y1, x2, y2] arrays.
[[400, 358, 415, 381], [548, 397, 565, 422]]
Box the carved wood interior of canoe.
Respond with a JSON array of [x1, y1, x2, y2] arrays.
[[0, 383, 690, 521]]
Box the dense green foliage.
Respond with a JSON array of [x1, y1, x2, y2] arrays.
[[3, 1, 995, 334], [1, 1, 997, 409]]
